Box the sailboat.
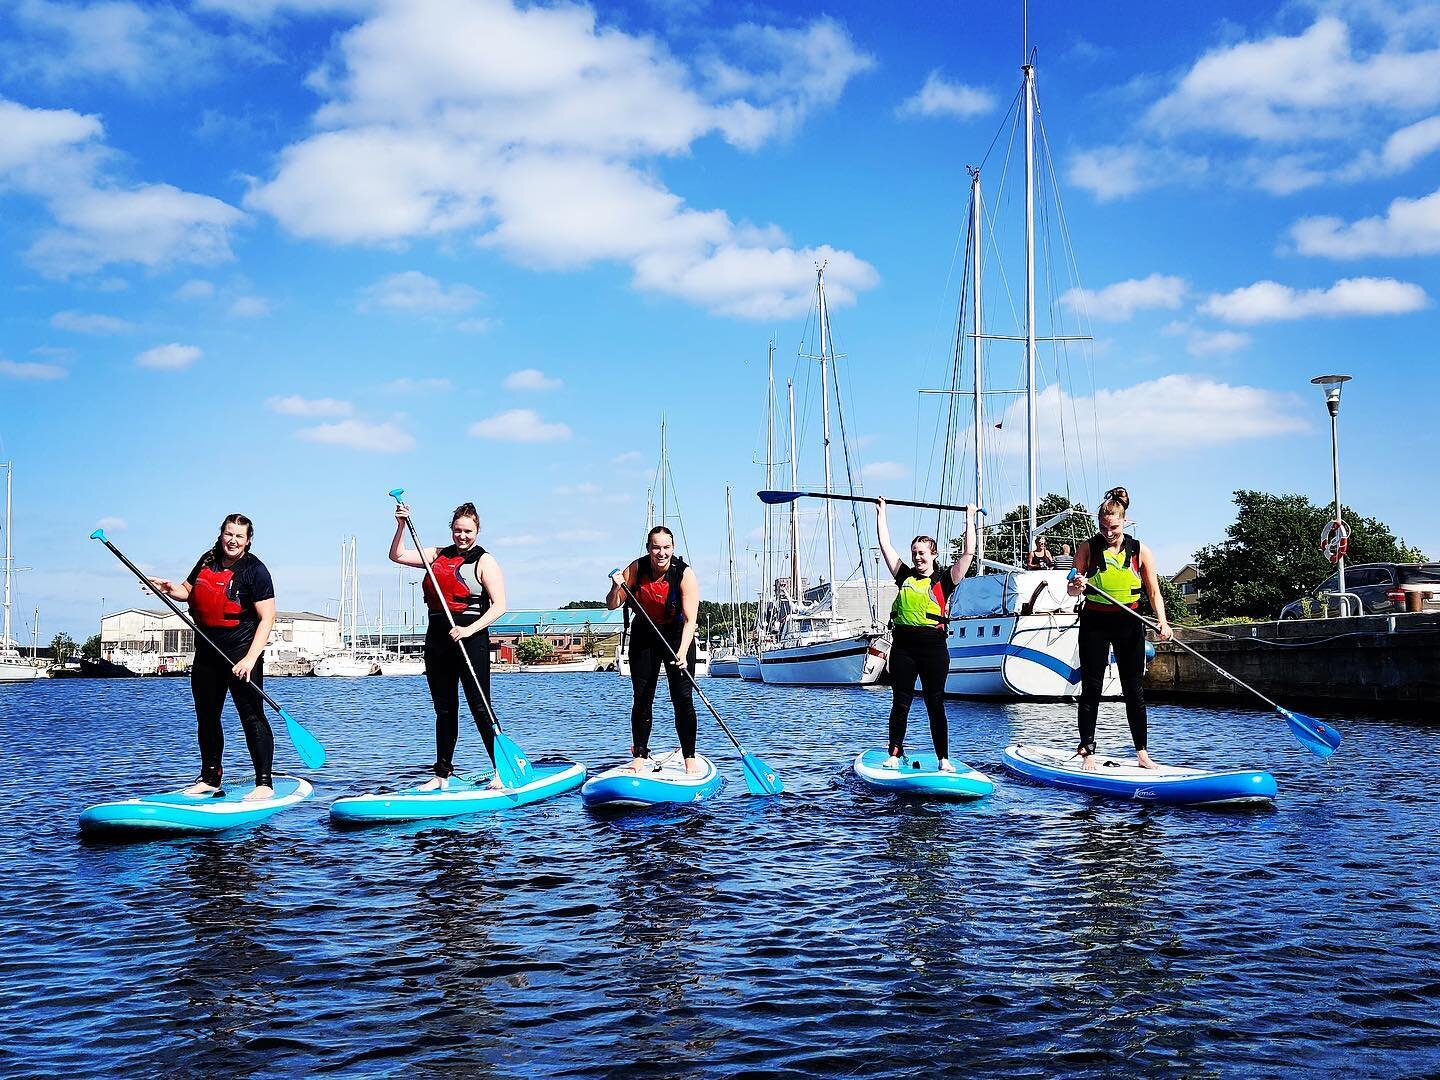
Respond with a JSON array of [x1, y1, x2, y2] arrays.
[[615, 419, 709, 678], [758, 268, 890, 687], [738, 343, 778, 682], [707, 486, 743, 678], [937, 41, 1122, 700], [0, 464, 43, 683], [376, 587, 426, 676], [313, 536, 379, 677]]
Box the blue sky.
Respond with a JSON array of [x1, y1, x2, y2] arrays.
[[1, 0, 1437, 640]]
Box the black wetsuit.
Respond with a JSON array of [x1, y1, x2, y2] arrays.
[[185, 550, 275, 787], [887, 563, 957, 760], [627, 559, 698, 760], [1077, 536, 1149, 754], [422, 544, 495, 778]]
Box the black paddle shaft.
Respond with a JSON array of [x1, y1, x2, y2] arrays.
[[96, 535, 284, 713], [759, 490, 979, 514]]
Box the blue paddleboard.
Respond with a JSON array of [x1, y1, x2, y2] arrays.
[[853, 750, 995, 799], [1000, 744, 1277, 806], [79, 776, 313, 834], [329, 758, 586, 824], [581, 753, 723, 808]]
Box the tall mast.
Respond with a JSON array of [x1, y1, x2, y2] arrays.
[[763, 341, 775, 634], [969, 168, 986, 573], [816, 267, 837, 592], [787, 379, 800, 601], [724, 485, 738, 646], [2, 465, 11, 651], [1023, 53, 1038, 546], [660, 417, 668, 529]]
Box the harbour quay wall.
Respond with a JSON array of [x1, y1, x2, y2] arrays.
[[1145, 612, 1440, 713]]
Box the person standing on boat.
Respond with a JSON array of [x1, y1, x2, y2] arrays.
[[607, 526, 702, 775], [1066, 486, 1171, 770], [876, 497, 976, 772], [1027, 534, 1056, 570], [145, 514, 276, 800], [390, 501, 508, 791]]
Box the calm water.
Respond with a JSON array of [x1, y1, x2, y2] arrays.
[[0, 674, 1437, 1077]]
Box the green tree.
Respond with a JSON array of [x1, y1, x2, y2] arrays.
[[81, 633, 102, 660], [1193, 490, 1427, 621], [951, 492, 1091, 568], [580, 621, 599, 657], [1145, 575, 1195, 626], [561, 600, 606, 609], [697, 600, 757, 644], [51, 632, 78, 665], [515, 636, 554, 664]]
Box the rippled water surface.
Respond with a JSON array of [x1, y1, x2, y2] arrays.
[[2, 675, 1438, 1077]]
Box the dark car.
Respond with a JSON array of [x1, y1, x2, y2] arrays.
[[1279, 562, 1440, 619]]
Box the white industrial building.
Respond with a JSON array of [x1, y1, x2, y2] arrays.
[[99, 609, 339, 674]]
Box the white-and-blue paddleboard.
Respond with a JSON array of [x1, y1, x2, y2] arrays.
[[581, 752, 723, 808], [328, 758, 586, 824], [79, 776, 313, 835], [852, 750, 995, 799], [1000, 744, 1277, 806]]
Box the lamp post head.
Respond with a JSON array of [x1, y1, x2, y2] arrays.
[[1311, 373, 1351, 417]]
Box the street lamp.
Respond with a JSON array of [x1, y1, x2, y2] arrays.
[[1311, 374, 1352, 605]]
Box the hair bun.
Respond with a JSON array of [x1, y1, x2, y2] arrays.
[[1103, 486, 1130, 509]]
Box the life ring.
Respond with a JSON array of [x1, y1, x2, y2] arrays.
[[1320, 520, 1349, 563]]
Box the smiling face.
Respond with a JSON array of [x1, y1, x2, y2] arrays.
[[647, 530, 674, 573], [217, 521, 251, 563], [1097, 507, 1126, 545], [910, 537, 937, 576], [451, 513, 479, 552]]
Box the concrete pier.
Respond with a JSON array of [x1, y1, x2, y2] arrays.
[[1145, 612, 1440, 714]]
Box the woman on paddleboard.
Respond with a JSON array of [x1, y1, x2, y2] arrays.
[[607, 526, 702, 775], [1066, 486, 1172, 770], [876, 497, 976, 772], [145, 514, 277, 800], [390, 501, 508, 791]]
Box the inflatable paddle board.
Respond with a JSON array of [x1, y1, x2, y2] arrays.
[[1000, 744, 1277, 806], [581, 753, 723, 808], [329, 758, 586, 824], [852, 750, 994, 799], [79, 776, 313, 834]]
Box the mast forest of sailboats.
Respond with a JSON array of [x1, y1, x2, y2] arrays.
[[737, 343, 777, 682], [757, 268, 890, 687], [934, 39, 1123, 701], [0, 463, 43, 683], [313, 536, 378, 678]]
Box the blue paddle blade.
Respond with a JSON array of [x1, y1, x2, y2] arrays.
[[388, 488, 405, 501], [89, 528, 107, 542], [492, 730, 535, 788], [1281, 708, 1341, 758], [740, 752, 783, 796], [757, 490, 800, 505], [280, 708, 326, 769]]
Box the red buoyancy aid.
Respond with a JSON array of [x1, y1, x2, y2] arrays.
[[633, 556, 687, 626], [190, 564, 244, 628], [424, 545, 490, 617]]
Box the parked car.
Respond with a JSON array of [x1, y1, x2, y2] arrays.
[[1279, 562, 1440, 619]]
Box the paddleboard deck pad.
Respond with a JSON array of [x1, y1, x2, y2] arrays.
[[853, 750, 994, 799], [328, 758, 586, 824], [1000, 744, 1277, 806], [581, 753, 723, 807], [79, 777, 313, 834]]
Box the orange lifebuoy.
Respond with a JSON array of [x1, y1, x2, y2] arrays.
[[1320, 520, 1349, 563]]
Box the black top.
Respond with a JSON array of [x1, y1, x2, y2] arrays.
[[186, 550, 275, 657]]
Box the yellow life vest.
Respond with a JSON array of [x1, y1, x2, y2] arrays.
[[1084, 535, 1142, 608]]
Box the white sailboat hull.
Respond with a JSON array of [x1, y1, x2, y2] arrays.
[[758, 631, 888, 686], [945, 612, 1121, 699], [519, 656, 600, 673], [312, 654, 378, 677], [0, 656, 43, 682], [377, 656, 426, 676]]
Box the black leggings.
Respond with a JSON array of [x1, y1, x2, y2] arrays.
[[628, 627, 698, 759], [424, 617, 494, 777], [887, 628, 951, 760], [1077, 607, 1149, 753], [191, 651, 273, 787]]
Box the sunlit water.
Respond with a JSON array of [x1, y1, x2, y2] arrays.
[[1, 675, 1437, 1077]]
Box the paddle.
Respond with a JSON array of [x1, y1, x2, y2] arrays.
[[1069, 568, 1342, 758], [388, 489, 533, 788], [89, 529, 326, 769], [758, 489, 984, 515], [610, 566, 783, 795]]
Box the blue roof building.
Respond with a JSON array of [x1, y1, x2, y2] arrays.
[[488, 608, 624, 637]]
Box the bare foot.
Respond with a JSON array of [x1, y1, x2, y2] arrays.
[[243, 785, 275, 802], [937, 758, 956, 774], [418, 775, 449, 791], [881, 755, 901, 768], [684, 757, 704, 775], [487, 775, 506, 790], [1136, 750, 1160, 770], [183, 781, 220, 796], [624, 756, 651, 773], [1081, 754, 1101, 772]]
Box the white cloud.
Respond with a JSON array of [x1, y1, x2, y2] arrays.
[[173, 279, 215, 300], [1060, 273, 1186, 321], [229, 296, 270, 317], [468, 408, 571, 442], [266, 394, 353, 417], [611, 450, 642, 465], [96, 516, 127, 532], [383, 376, 452, 393], [50, 309, 134, 334], [896, 71, 995, 119], [554, 481, 599, 496], [194, 0, 371, 22], [861, 461, 907, 483], [1066, 143, 1209, 202], [244, 1, 878, 320], [1185, 328, 1252, 356], [360, 270, 482, 314], [1380, 115, 1440, 171], [297, 418, 415, 452], [505, 368, 562, 391], [136, 342, 202, 369], [1202, 276, 1430, 323], [1289, 186, 1440, 257], [0, 358, 67, 380], [977, 375, 1306, 458]]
